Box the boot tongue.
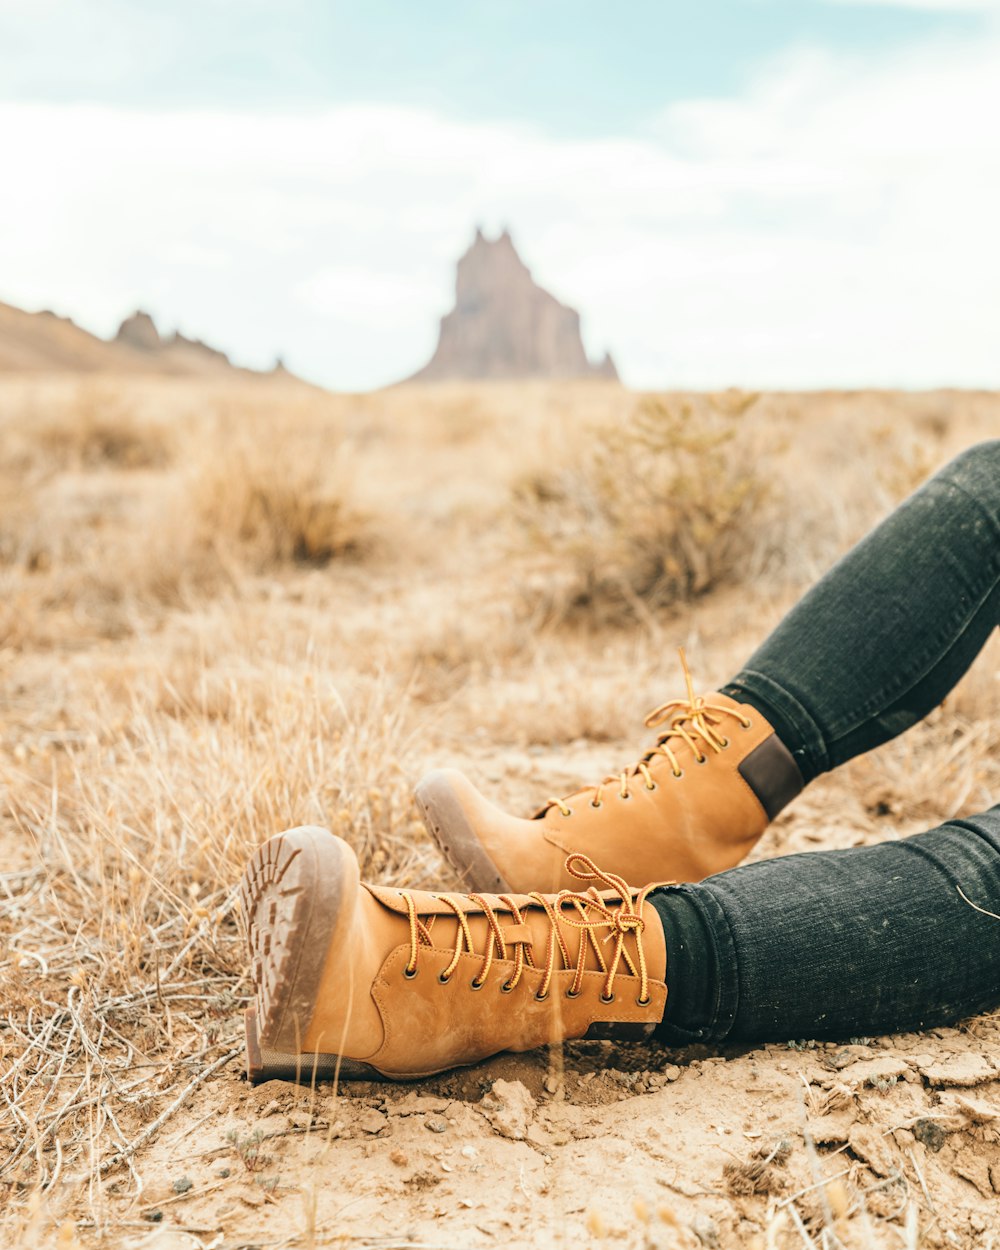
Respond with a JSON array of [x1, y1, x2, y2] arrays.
[[366, 884, 655, 984], [366, 883, 540, 966], [640, 690, 748, 776], [513, 888, 663, 988], [534, 692, 738, 818]]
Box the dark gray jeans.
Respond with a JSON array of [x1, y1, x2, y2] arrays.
[[653, 441, 1000, 1044]]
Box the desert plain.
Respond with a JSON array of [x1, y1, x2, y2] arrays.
[[2, 375, 1000, 1249]]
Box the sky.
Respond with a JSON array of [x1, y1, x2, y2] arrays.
[[0, 0, 998, 390]]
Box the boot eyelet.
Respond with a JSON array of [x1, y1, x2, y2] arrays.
[[403, 966, 419, 980], [673, 770, 684, 780], [636, 994, 651, 1007], [535, 990, 549, 1002], [565, 988, 581, 999], [560, 807, 573, 818], [500, 981, 515, 994], [470, 977, 485, 991], [619, 792, 631, 801], [719, 738, 730, 750], [590, 799, 602, 809], [438, 972, 451, 985], [742, 718, 753, 730], [645, 782, 657, 792], [694, 756, 707, 765], [600, 992, 615, 1004]]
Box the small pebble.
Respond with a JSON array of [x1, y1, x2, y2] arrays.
[[425, 1117, 448, 1133], [172, 1176, 193, 1194], [913, 1119, 948, 1152]]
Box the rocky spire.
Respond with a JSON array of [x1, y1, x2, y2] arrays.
[[410, 230, 618, 382], [115, 310, 162, 351]]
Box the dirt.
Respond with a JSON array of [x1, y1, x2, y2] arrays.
[[101, 1023, 1000, 1249]]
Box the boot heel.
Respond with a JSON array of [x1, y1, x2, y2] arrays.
[[244, 1007, 379, 1083]]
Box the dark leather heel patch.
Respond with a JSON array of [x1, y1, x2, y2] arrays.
[[583, 1020, 657, 1042], [738, 734, 804, 820]]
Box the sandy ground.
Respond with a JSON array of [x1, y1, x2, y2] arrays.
[[2, 379, 999, 1249], [127, 1027, 1000, 1250]]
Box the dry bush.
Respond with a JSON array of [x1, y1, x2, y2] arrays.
[[183, 413, 371, 571], [0, 391, 375, 646], [13, 382, 173, 472], [512, 391, 777, 627]]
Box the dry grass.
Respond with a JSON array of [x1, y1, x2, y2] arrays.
[[1, 376, 999, 1247], [0, 381, 173, 475], [0, 387, 372, 643], [1, 618, 432, 1228], [184, 406, 371, 571]]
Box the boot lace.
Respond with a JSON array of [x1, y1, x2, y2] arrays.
[[399, 853, 657, 1006], [544, 649, 752, 816]]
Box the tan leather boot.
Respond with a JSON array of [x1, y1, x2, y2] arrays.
[[240, 825, 667, 1082], [415, 654, 803, 894]]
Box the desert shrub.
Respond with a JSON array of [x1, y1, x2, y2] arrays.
[[28, 383, 173, 470], [0, 399, 373, 647], [185, 415, 370, 571], [512, 391, 775, 627]]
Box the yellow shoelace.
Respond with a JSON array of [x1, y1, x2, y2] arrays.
[[545, 649, 752, 816], [399, 853, 656, 1005]]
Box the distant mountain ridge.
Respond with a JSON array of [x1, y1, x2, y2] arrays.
[[0, 301, 289, 379], [410, 229, 618, 382]]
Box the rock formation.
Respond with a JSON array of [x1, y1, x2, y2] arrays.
[[115, 310, 162, 352], [410, 229, 618, 382], [168, 329, 233, 367], [114, 312, 235, 369], [0, 300, 296, 381]]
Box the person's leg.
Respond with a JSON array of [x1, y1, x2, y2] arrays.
[[412, 445, 1000, 895], [653, 805, 1000, 1045], [722, 440, 1000, 785], [416, 442, 1000, 894], [240, 810, 999, 1080]]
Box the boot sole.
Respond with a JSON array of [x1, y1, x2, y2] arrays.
[[414, 771, 513, 894], [244, 1005, 381, 1083], [240, 826, 376, 1083]]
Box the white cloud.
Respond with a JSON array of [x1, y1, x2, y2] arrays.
[[0, 29, 999, 389], [295, 267, 441, 330]]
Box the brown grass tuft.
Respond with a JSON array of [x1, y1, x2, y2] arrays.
[[24, 382, 173, 471], [186, 416, 369, 570]]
